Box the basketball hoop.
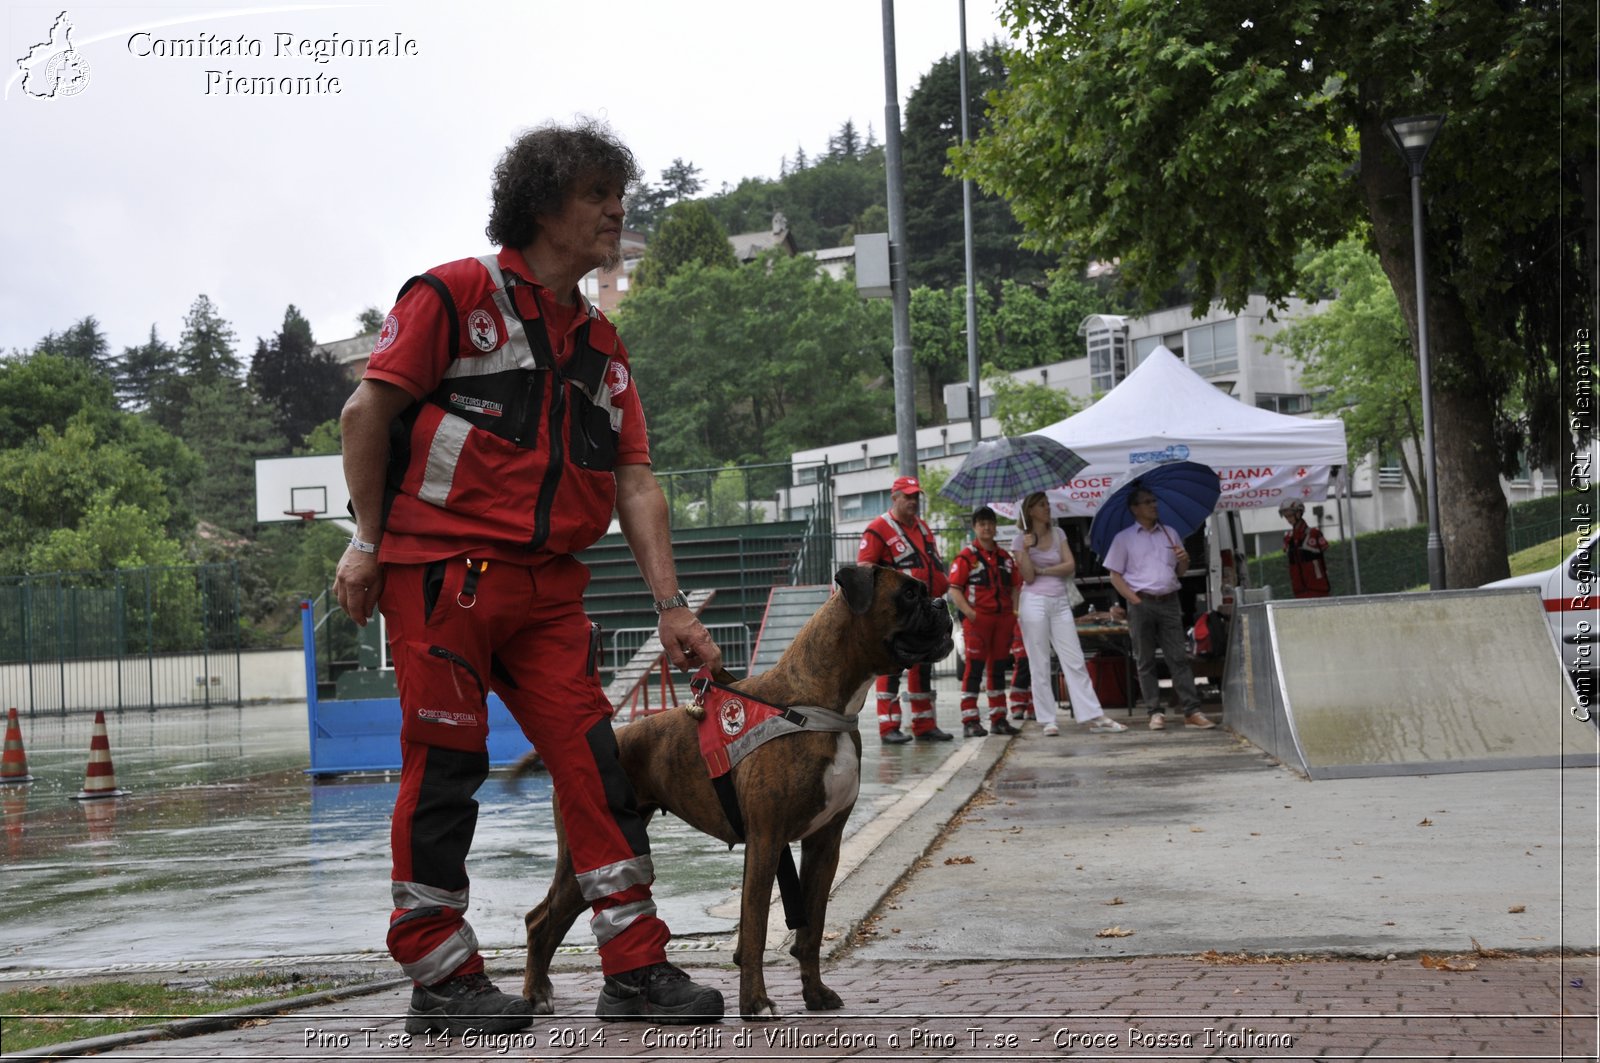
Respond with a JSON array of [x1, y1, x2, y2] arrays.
[[283, 510, 317, 522]]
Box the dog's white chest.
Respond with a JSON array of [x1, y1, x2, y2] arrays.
[[800, 733, 860, 839]]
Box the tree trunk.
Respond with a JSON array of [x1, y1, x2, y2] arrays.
[[1359, 119, 1510, 587]]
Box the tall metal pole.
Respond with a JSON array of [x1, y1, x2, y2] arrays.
[[881, 0, 918, 475], [958, 0, 982, 447], [1409, 169, 1446, 590]]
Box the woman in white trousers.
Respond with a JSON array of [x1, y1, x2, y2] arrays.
[[1010, 492, 1127, 736]]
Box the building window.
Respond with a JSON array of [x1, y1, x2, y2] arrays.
[[947, 438, 973, 456], [917, 442, 947, 461], [1185, 320, 1238, 376], [1132, 334, 1162, 369], [835, 457, 867, 474], [1255, 393, 1311, 415], [581, 274, 600, 299], [616, 276, 630, 293], [794, 465, 821, 485], [1085, 321, 1128, 392], [869, 453, 895, 468], [841, 490, 890, 521], [1377, 446, 1404, 488]]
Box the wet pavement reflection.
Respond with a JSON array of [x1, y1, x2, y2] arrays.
[[0, 696, 967, 973]]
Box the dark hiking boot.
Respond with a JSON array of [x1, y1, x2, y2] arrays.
[[404, 971, 534, 1035], [596, 961, 724, 1024], [989, 717, 1021, 736], [963, 722, 987, 737]]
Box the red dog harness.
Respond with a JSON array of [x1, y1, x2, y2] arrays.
[[687, 668, 859, 930]]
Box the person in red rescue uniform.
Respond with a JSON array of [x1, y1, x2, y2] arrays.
[[335, 120, 724, 1034], [947, 506, 1023, 738], [857, 476, 953, 743], [1279, 498, 1332, 598]]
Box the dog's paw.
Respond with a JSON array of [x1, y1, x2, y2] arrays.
[[740, 996, 782, 1021], [803, 985, 844, 1012]]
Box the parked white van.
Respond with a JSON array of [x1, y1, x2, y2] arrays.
[[1483, 535, 1597, 689]]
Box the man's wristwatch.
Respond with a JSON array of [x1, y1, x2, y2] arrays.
[[653, 590, 689, 615]]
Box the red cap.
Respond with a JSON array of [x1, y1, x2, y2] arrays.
[[891, 476, 923, 497]]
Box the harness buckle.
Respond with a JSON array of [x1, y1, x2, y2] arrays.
[[457, 558, 488, 609]]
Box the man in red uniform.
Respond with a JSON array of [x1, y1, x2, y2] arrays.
[[857, 476, 952, 743], [335, 120, 724, 1033], [947, 506, 1023, 738], [1279, 499, 1332, 598]]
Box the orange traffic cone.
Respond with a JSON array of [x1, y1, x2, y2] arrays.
[[70, 710, 128, 800], [1, 707, 32, 785]]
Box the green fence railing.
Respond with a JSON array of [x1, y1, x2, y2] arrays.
[[0, 562, 243, 714]]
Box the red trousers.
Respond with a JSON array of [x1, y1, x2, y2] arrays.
[[876, 663, 936, 736], [381, 555, 667, 983], [960, 612, 1013, 724]]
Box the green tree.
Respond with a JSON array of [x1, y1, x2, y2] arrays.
[[0, 352, 197, 534], [631, 201, 738, 290], [297, 418, 342, 456], [355, 306, 385, 333], [1269, 235, 1424, 513], [175, 378, 286, 534], [248, 305, 348, 450], [115, 325, 181, 412], [626, 158, 705, 236], [960, 0, 1596, 586], [0, 416, 178, 571], [25, 495, 186, 574], [617, 251, 893, 471], [35, 316, 115, 379], [902, 43, 1052, 290]]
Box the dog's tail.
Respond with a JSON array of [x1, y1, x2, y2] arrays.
[[505, 748, 545, 784]]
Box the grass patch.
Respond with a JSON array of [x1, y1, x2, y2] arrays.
[[1506, 528, 1587, 579], [0, 972, 343, 1053]]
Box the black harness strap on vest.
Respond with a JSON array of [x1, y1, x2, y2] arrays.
[[398, 273, 460, 360], [710, 775, 806, 931]]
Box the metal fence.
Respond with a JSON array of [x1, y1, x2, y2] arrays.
[[0, 563, 243, 715], [609, 623, 754, 679]]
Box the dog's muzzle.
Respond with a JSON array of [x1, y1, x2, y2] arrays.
[[887, 596, 955, 669]]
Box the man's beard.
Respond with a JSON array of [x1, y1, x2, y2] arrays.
[[598, 245, 624, 272]]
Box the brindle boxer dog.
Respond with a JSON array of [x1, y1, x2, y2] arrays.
[[518, 564, 952, 1021]]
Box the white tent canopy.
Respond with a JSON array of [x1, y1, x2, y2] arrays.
[[1007, 347, 1348, 518]]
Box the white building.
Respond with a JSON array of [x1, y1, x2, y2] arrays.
[[783, 295, 1559, 557]]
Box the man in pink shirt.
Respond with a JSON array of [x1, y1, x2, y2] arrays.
[[1101, 487, 1215, 732]]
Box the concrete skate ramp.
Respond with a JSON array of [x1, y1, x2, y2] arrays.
[[1224, 587, 1597, 779]]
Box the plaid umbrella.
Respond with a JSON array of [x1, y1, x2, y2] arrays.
[[938, 434, 1090, 509]]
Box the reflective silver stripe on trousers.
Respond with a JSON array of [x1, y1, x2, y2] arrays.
[[589, 898, 657, 947], [393, 880, 471, 912], [403, 923, 480, 987], [574, 853, 655, 903], [417, 412, 472, 506], [391, 881, 478, 986]]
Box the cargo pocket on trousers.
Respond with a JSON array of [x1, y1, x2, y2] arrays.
[[395, 640, 490, 752]]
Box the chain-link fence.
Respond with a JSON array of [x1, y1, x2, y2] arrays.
[[0, 563, 243, 714]]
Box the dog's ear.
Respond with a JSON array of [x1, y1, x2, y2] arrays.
[[834, 565, 878, 615]]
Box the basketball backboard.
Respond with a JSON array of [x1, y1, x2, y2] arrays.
[[254, 454, 351, 525]]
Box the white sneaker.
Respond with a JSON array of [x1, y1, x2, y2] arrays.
[[1085, 717, 1128, 733], [1041, 724, 1060, 736]]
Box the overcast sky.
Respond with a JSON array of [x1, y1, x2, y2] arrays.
[[0, 1, 1014, 363]]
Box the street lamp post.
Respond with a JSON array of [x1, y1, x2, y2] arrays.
[[1383, 113, 1448, 590]]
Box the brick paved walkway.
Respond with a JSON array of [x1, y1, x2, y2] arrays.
[[34, 954, 1596, 1061]]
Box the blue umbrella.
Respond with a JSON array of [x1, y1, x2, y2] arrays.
[[938, 434, 1089, 509], [1089, 461, 1221, 558]]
